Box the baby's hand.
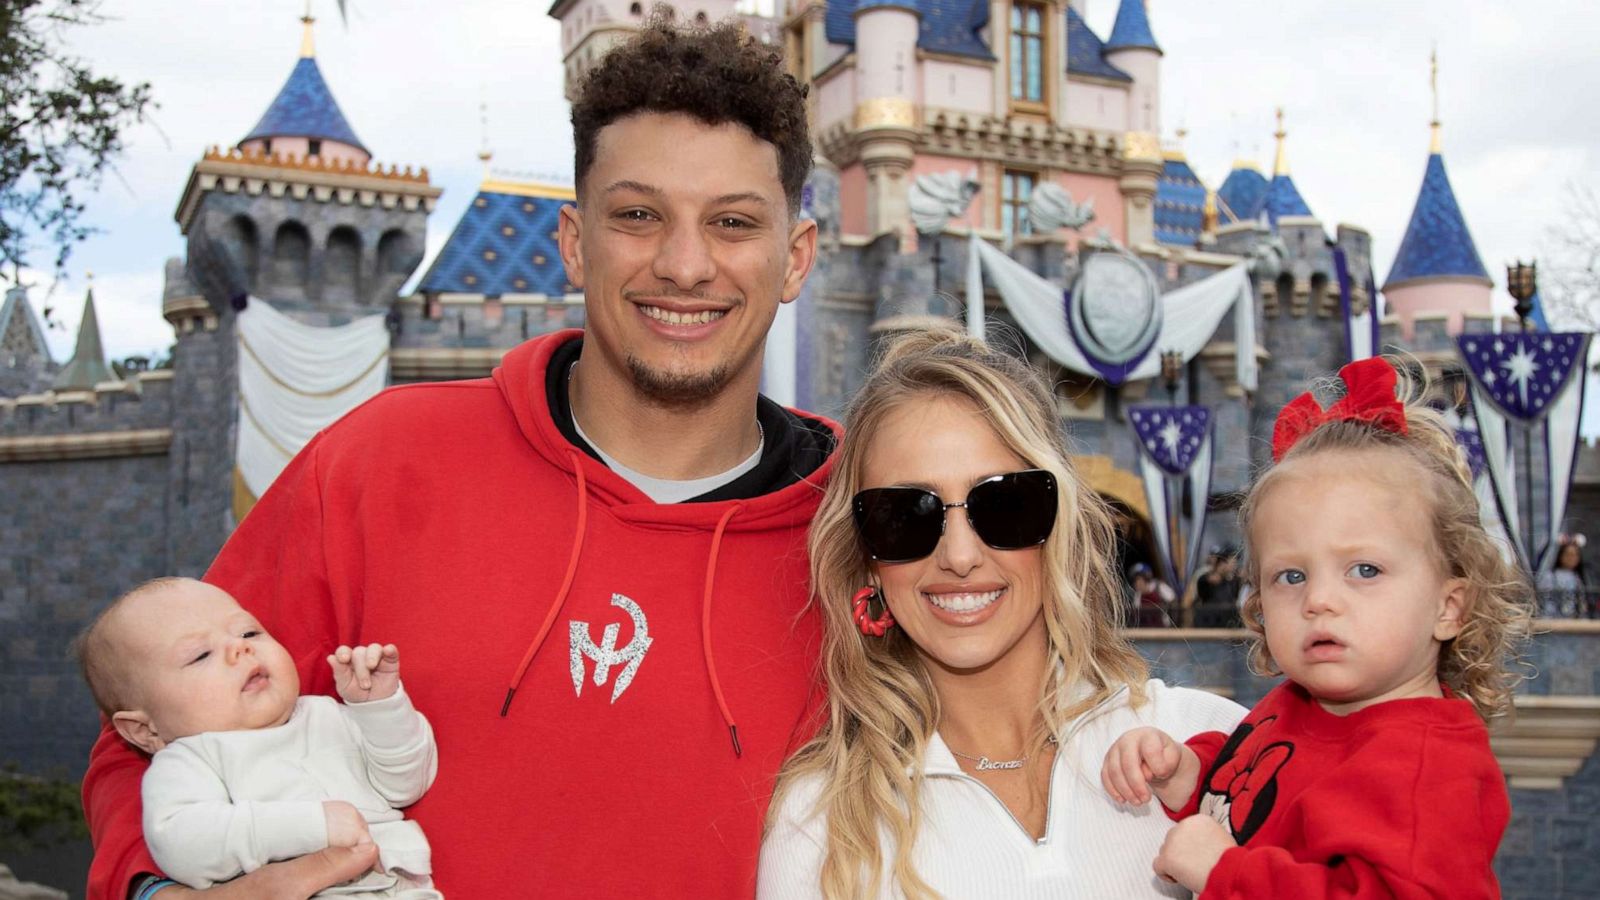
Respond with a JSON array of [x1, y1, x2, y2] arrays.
[[322, 800, 372, 849], [1154, 814, 1236, 892], [329, 643, 401, 703], [1101, 726, 1200, 810]]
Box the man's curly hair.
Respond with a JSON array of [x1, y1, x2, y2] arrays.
[[571, 12, 812, 217]]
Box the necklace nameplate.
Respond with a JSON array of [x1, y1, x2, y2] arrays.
[[975, 756, 1025, 771]]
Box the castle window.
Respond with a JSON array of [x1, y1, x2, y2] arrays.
[[695, 10, 707, 23], [629, 2, 642, 14], [262, 138, 273, 155], [1009, 1, 1045, 105], [308, 139, 323, 157], [1002, 169, 1035, 242]]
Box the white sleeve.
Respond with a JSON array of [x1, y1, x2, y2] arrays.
[[339, 682, 439, 807], [1145, 680, 1249, 741], [142, 744, 327, 888], [756, 780, 829, 900]]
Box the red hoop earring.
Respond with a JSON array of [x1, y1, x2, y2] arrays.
[[852, 586, 895, 637]]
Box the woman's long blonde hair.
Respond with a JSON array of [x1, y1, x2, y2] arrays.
[[1238, 356, 1533, 722], [768, 328, 1149, 899]]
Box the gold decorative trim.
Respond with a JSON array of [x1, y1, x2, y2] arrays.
[[478, 179, 576, 201], [1123, 131, 1162, 162], [0, 428, 172, 462], [854, 97, 917, 130]]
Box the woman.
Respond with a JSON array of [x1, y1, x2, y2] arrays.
[[1540, 536, 1588, 618], [759, 330, 1244, 899]]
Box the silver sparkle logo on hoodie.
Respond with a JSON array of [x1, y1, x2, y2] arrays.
[[569, 593, 652, 703]]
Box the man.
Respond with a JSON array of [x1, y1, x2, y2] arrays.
[[83, 19, 837, 898]]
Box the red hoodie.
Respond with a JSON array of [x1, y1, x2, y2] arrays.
[[83, 330, 840, 898]]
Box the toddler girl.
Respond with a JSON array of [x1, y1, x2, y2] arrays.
[[1101, 356, 1530, 898]]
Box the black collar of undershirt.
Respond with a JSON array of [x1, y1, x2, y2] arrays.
[[545, 336, 834, 502]]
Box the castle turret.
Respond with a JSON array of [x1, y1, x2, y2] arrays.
[[1381, 56, 1490, 339], [852, 0, 920, 235], [1102, 0, 1161, 247], [1263, 108, 1314, 228], [51, 285, 113, 390], [1103, 0, 1161, 134], [0, 284, 54, 395], [236, 13, 370, 168]]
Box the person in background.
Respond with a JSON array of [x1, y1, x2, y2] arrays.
[[1539, 535, 1588, 618], [1130, 563, 1176, 628]]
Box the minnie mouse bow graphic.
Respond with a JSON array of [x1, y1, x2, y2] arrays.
[[1198, 717, 1295, 844]]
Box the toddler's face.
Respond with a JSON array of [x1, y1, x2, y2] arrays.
[[117, 580, 300, 744], [1251, 448, 1464, 715]]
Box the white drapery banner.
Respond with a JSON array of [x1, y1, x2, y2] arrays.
[[966, 235, 1257, 391], [236, 298, 389, 503]]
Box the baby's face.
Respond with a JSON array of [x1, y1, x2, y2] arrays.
[[117, 580, 300, 742], [1250, 448, 1464, 716]]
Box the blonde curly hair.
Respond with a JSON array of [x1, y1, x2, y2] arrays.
[[1238, 356, 1533, 722], [766, 327, 1149, 899]]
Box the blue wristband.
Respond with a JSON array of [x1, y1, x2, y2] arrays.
[[134, 878, 179, 900]]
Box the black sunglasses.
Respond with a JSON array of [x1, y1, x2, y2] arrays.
[[852, 469, 1058, 563]]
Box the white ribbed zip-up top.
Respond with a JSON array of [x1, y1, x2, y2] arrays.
[[758, 680, 1247, 900]]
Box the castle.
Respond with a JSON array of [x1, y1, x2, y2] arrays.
[[3, 3, 1599, 894]]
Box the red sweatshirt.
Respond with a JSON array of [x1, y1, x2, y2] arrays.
[[83, 330, 840, 898], [1171, 681, 1508, 899]]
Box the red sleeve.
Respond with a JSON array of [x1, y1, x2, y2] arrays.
[[82, 725, 159, 900], [1166, 729, 1231, 820], [1199, 725, 1507, 900], [205, 434, 349, 700], [82, 437, 345, 899]]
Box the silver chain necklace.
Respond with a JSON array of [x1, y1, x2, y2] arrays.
[[947, 735, 1057, 771]]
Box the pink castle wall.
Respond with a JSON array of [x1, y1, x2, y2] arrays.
[[839, 163, 869, 236], [1057, 171, 1124, 247], [1382, 278, 1494, 339]]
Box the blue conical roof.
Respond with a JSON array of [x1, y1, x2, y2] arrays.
[[1105, 0, 1160, 54], [1264, 174, 1313, 226], [241, 57, 367, 153], [1383, 153, 1490, 288], [1216, 164, 1267, 224]]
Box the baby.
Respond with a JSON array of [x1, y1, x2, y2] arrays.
[[1101, 357, 1528, 898], [75, 577, 441, 898]]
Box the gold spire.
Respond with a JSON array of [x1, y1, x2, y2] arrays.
[[1202, 190, 1218, 235], [477, 99, 494, 181], [300, 0, 316, 58], [1429, 46, 1442, 154], [1273, 107, 1289, 177]]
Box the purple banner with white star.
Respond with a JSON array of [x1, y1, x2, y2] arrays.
[[1458, 333, 1586, 422], [1458, 331, 1593, 571], [1129, 406, 1212, 477], [1128, 404, 1215, 596]]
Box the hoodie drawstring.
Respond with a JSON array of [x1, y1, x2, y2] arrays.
[[703, 504, 744, 757], [499, 452, 746, 761], [501, 450, 590, 717]]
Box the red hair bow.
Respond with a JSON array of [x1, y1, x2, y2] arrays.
[[1271, 357, 1408, 462]]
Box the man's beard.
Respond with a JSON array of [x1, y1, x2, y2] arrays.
[[626, 355, 733, 408]]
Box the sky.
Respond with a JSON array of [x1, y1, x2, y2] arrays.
[[12, 0, 1598, 362]]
